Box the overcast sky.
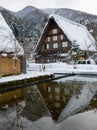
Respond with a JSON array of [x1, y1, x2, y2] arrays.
[[0, 0, 97, 15]]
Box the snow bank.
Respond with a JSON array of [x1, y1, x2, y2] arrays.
[[0, 71, 52, 83]]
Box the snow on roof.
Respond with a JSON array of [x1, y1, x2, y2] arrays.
[[0, 12, 24, 55], [48, 14, 96, 51]]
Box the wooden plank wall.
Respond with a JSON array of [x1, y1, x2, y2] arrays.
[[0, 57, 20, 76]]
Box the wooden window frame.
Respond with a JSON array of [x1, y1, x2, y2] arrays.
[[47, 37, 50, 42], [53, 42, 58, 48], [53, 35, 57, 41], [52, 29, 57, 34], [60, 34, 64, 40], [62, 41, 68, 47], [44, 43, 50, 50]]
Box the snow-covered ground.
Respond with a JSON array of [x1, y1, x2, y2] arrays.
[[28, 62, 97, 75], [1, 62, 97, 83]]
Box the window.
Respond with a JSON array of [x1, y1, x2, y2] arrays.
[[44, 43, 49, 49], [47, 59, 50, 63], [60, 34, 64, 40], [50, 95, 52, 99], [52, 29, 57, 34], [82, 61, 86, 64], [55, 95, 60, 101], [87, 60, 90, 64], [47, 37, 50, 42], [53, 36, 57, 41], [48, 87, 51, 92], [55, 87, 60, 93], [53, 43, 58, 48], [62, 42, 68, 47], [55, 102, 60, 108]]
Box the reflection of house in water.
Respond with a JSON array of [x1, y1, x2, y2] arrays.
[[37, 80, 97, 121], [37, 81, 82, 120]]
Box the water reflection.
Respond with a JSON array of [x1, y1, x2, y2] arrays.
[[37, 76, 97, 121]]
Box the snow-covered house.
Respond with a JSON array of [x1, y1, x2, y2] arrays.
[[35, 14, 96, 63], [0, 13, 24, 76]]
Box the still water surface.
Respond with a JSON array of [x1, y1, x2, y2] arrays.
[[36, 75, 97, 122], [0, 75, 97, 130]]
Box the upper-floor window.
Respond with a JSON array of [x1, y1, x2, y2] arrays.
[[55, 87, 60, 94], [55, 95, 60, 101], [47, 37, 50, 42], [53, 36, 57, 41], [60, 34, 64, 40], [44, 43, 49, 50], [55, 102, 60, 108], [53, 43, 58, 48], [52, 29, 57, 34], [62, 41, 68, 47], [48, 87, 51, 92]]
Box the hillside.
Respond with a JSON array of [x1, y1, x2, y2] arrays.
[[15, 6, 48, 31], [43, 8, 97, 23]]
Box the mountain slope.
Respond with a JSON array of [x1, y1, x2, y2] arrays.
[[42, 8, 97, 23], [15, 6, 38, 18], [15, 6, 48, 31], [54, 8, 97, 23]]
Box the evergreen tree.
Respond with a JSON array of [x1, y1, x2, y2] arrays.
[[69, 40, 80, 63]]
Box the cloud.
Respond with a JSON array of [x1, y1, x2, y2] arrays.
[[0, 0, 35, 11], [55, 0, 74, 5], [0, 0, 56, 11], [55, 0, 97, 15], [55, 0, 77, 8]]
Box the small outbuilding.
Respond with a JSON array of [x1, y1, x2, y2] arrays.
[[0, 13, 25, 76]]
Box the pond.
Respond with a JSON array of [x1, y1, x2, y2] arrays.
[[36, 75, 97, 122], [0, 75, 97, 130]]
